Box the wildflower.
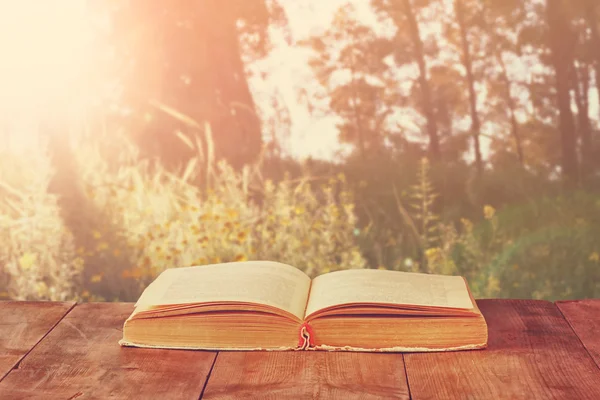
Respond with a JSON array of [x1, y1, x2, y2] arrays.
[[90, 274, 103, 283], [198, 236, 209, 243], [234, 254, 248, 262], [460, 218, 473, 232], [237, 231, 248, 243], [483, 205, 495, 220], [425, 247, 442, 263], [226, 209, 239, 219], [486, 276, 501, 294], [590, 252, 599, 262], [18, 253, 37, 271]]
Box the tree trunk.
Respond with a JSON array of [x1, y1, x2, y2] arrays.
[[584, 0, 600, 121], [349, 51, 367, 160], [572, 62, 592, 177], [479, 3, 525, 166], [198, 0, 262, 169], [455, 0, 483, 176], [498, 54, 525, 166], [403, 0, 440, 160], [546, 0, 578, 185]]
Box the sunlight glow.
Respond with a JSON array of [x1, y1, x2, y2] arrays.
[[0, 1, 95, 120]]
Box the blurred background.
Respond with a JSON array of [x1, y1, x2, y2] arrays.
[[0, 0, 598, 302]]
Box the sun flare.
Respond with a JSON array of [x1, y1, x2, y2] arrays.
[[0, 1, 97, 120]]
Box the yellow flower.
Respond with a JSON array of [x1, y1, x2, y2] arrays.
[[483, 205, 496, 220], [90, 274, 103, 283], [486, 276, 501, 294], [226, 209, 239, 219], [236, 231, 248, 243], [92, 230, 102, 239], [461, 218, 473, 232], [96, 242, 109, 251], [18, 253, 37, 271], [198, 236, 209, 243], [589, 252, 599, 262], [234, 254, 248, 262], [425, 247, 442, 262], [35, 282, 48, 297]]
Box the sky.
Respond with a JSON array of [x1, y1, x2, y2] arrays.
[[250, 0, 378, 161], [253, 0, 600, 163]]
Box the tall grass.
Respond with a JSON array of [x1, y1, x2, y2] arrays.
[[0, 124, 365, 301], [0, 137, 83, 300], [1, 127, 598, 302]]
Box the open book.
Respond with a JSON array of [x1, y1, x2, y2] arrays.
[[120, 261, 488, 352]]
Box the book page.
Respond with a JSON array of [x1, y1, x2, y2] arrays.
[[135, 261, 311, 321], [305, 269, 474, 318]]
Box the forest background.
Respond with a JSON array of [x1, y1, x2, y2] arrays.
[[1, 0, 599, 302]]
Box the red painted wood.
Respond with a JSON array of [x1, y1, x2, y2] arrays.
[[404, 300, 600, 399], [0, 303, 216, 399], [557, 299, 600, 368], [0, 301, 74, 381]]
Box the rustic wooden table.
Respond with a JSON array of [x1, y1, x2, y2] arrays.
[[0, 299, 598, 399]]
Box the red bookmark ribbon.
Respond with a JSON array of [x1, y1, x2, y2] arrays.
[[298, 322, 315, 349]]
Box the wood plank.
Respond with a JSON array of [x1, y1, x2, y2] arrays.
[[202, 352, 409, 400], [404, 299, 600, 400], [0, 303, 216, 399], [557, 299, 600, 368], [0, 301, 74, 382]]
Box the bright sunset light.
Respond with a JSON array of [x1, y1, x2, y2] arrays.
[[0, 1, 95, 120]]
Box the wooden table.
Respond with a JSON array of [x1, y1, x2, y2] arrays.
[[0, 299, 599, 399]]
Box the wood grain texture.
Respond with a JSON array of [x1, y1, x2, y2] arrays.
[[202, 352, 409, 400], [557, 299, 600, 368], [404, 299, 600, 400], [0, 303, 216, 400], [0, 301, 74, 382]]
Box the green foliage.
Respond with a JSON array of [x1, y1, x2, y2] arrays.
[[0, 141, 83, 301], [5, 128, 364, 301], [407, 158, 440, 250]]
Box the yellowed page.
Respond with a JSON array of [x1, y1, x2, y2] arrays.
[[135, 261, 311, 321], [305, 269, 473, 318]]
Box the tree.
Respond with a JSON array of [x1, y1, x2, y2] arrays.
[[546, 0, 579, 184], [453, 0, 484, 176], [480, 0, 528, 166], [99, 0, 288, 169], [372, 0, 441, 161], [303, 4, 396, 159], [581, 0, 600, 121]]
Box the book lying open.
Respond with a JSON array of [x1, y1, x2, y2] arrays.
[[120, 261, 488, 352]]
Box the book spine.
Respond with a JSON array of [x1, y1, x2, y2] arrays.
[[298, 322, 315, 350]]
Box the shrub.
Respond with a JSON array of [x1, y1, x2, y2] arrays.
[[0, 138, 83, 301]]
